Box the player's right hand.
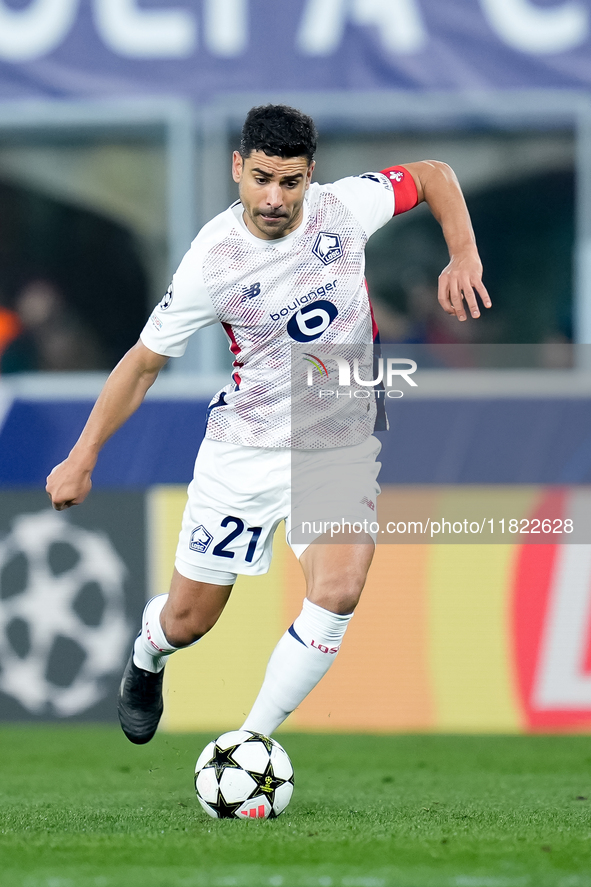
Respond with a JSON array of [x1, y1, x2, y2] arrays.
[[45, 459, 93, 511]]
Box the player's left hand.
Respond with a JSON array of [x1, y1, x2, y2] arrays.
[[46, 455, 94, 511], [438, 249, 491, 321]]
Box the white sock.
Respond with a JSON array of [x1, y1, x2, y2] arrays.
[[241, 598, 353, 736], [133, 594, 180, 673]]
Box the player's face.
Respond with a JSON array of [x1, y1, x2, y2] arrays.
[[232, 150, 314, 240]]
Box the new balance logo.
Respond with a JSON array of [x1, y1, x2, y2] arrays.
[[241, 282, 261, 301], [361, 497, 375, 511]]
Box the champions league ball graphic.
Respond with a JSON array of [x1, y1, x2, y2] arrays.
[[0, 509, 130, 716], [195, 731, 294, 819]]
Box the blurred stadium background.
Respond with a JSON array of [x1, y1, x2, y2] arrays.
[[0, 0, 591, 735]]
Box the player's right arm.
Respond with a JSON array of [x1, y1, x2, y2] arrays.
[[397, 160, 490, 321], [46, 341, 168, 511]]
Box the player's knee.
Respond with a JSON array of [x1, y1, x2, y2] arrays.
[[307, 581, 363, 615]]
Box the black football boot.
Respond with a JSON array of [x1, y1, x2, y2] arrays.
[[117, 652, 164, 744]]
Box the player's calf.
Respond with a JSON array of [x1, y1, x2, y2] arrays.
[[159, 569, 234, 647]]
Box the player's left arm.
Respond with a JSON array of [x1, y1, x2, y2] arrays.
[[398, 160, 491, 322]]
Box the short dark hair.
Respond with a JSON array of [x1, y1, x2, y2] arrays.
[[240, 104, 317, 164]]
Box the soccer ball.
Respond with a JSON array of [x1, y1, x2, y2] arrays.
[[195, 730, 294, 820]]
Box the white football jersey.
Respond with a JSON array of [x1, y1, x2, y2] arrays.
[[140, 173, 396, 447]]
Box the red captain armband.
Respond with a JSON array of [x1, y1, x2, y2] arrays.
[[380, 166, 418, 216]]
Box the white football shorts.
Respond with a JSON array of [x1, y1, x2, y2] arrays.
[[174, 436, 382, 586]]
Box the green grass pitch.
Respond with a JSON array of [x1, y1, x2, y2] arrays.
[[1, 727, 591, 887]]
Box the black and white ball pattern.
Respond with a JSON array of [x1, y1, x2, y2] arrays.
[[195, 730, 294, 819]]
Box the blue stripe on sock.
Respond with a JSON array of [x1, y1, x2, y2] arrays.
[[288, 624, 307, 647]]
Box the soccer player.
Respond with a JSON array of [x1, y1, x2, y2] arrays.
[[46, 105, 490, 744]]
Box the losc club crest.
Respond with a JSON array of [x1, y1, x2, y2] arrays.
[[312, 232, 343, 266], [190, 525, 213, 554]]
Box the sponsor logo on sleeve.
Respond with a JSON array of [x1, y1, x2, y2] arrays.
[[160, 284, 173, 310], [360, 171, 393, 190]]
